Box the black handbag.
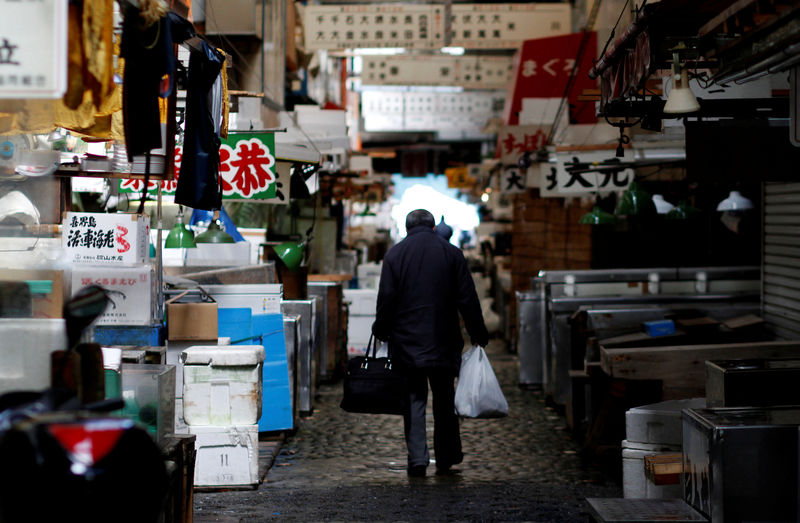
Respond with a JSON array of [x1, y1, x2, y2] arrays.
[[340, 335, 408, 415]]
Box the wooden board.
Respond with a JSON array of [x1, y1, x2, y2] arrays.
[[600, 340, 800, 399]]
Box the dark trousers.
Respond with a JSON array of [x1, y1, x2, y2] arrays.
[[404, 368, 463, 468]]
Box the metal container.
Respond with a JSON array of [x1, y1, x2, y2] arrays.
[[282, 299, 318, 415], [706, 358, 800, 408], [308, 282, 335, 380], [283, 315, 299, 428], [682, 406, 800, 522], [516, 290, 544, 387]]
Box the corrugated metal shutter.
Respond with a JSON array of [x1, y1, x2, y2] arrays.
[[763, 182, 800, 340]]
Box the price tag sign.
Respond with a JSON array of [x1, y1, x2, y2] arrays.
[[0, 0, 67, 98]]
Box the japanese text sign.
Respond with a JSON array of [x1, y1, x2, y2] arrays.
[[503, 32, 597, 126], [120, 133, 284, 202], [498, 125, 550, 165], [449, 3, 570, 49], [71, 266, 152, 326], [445, 166, 475, 189], [63, 212, 150, 266], [539, 151, 634, 197], [0, 0, 67, 98]]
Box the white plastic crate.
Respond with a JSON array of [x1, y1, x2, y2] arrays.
[[343, 288, 378, 315], [182, 345, 265, 426], [190, 424, 259, 487]]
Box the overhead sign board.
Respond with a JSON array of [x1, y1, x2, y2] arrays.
[[305, 3, 569, 51], [449, 3, 571, 49], [0, 0, 67, 98], [361, 55, 512, 90], [497, 125, 549, 165], [304, 4, 445, 50], [539, 151, 634, 197], [504, 32, 597, 126]]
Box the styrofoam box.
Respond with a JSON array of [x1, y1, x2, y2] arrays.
[[167, 338, 231, 398], [356, 263, 382, 289], [190, 424, 259, 487], [622, 440, 682, 499], [626, 398, 706, 445], [63, 212, 149, 266], [348, 339, 388, 359], [71, 265, 152, 325], [347, 314, 374, 343], [343, 289, 378, 315], [182, 345, 265, 426], [204, 284, 283, 315], [0, 319, 66, 394]]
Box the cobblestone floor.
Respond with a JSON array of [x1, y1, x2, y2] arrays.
[[194, 340, 622, 521]]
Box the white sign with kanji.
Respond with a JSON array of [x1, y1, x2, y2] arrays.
[[500, 166, 527, 194], [0, 0, 67, 98], [361, 55, 512, 89], [539, 151, 634, 197], [497, 125, 549, 165], [449, 3, 571, 49], [304, 4, 445, 50]]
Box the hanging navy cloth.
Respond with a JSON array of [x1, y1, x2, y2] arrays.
[[120, 8, 194, 161], [174, 41, 225, 211]]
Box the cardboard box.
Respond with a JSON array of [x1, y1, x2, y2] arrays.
[[167, 292, 218, 341], [63, 212, 150, 266], [71, 265, 152, 325]]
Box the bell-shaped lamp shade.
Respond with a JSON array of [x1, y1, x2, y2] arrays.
[[666, 200, 700, 220], [195, 220, 235, 244], [716, 191, 753, 211], [652, 194, 675, 214], [273, 241, 306, 271], [165, 211, 196, 248], [615, 182, 657, 216], [663, 69, 700, 114], [579, 206, 616, 225]]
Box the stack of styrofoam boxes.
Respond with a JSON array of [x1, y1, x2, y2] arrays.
[[623, 398, 706, 498], [343, 288, 378, 358], [356, 262, 382, 290], [65, 212, 154, 327], [181, 345, 265, 488]]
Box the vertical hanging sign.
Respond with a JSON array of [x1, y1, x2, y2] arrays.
[[0, 0, 67, 98]]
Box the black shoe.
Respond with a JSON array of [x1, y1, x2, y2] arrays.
[[407, 465, 427, 478], [435, 464, 453, 475]]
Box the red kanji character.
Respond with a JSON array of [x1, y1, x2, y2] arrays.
[[228, 138, 275, 197], [219, 145, 234, 193], [81, 278, 92, 285], [502, 133, 519, 155], [522, 130, 546, 152]]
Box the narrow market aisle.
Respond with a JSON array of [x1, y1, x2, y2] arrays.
[[194, 340, 621, 521]]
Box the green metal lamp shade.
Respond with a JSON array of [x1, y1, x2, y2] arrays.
[[195, 220, 235, 244], [273, 241, 305, 271], [165, 223, 196, 248], [579, 206, 616, 225], [615, 182, 657, 216]]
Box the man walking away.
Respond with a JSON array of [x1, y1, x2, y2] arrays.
[[373, 209, 489, 478]]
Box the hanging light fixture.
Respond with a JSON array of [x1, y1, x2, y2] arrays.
[[663, 52, 700, 114], [615, 182, 657, 216], [652, 194, 675, 214], [716, 191, 753, 212], [195, 218, 235, 244], [579, 206, 616, 225], [165, 206, 196, 248]]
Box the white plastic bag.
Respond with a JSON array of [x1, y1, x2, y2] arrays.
[[454, 345, 509, 418]]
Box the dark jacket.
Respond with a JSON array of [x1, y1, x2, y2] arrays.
[[372, 225, 489, 372]]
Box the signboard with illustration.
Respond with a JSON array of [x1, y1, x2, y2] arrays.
[[62, 212, 150, 266], [120, 133, 285, 202]]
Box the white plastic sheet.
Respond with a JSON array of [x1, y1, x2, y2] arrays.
[[454, 345, 508, 418]]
